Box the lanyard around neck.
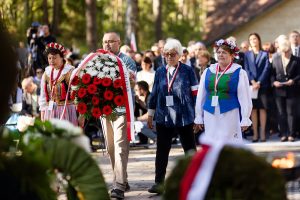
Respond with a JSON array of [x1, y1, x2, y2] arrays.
[[214, 62, 232, 94], [166, 63, 180, 93]]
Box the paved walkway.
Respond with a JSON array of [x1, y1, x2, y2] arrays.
[[93, 136, 300, 200]]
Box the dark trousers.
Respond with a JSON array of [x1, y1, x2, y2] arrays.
[[154, 123, 196, 183], [275, 96, 296, 137]]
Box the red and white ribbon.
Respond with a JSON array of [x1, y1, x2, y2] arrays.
[[60, 50, 135, 141], [180, 139, 246, 200]]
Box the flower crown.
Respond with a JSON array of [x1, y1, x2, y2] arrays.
[[214, 39, 239, 55], [46, 42, 66, 55]]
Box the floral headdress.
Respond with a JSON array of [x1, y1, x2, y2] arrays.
[[214, 39, 239, 55], [46, 42, 66, 55]]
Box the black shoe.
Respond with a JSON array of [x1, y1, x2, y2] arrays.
[[111, 189, 124, 199], [148, 183, 162, 194], [125, 182, 130, 192]]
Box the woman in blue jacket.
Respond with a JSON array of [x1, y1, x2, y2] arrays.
[[244, 33, 271, 142], [147, 39, 198, 194]]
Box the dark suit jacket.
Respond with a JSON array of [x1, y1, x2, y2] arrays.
[[292, 46, 300, 57], [271, 53, 300, 97], [154, 55, 166, 71], [244, 50, 271, 88], [234, 52, 245, 68]]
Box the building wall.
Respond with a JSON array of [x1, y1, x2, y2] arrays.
[[231, 0, 300, 46]]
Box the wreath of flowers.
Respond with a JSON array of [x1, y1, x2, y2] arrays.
[[214, 39, 239, 55], [71, 52, 125, 119]]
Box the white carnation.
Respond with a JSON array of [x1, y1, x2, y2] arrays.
[[49, 119, 83, 136], [103, 67, 110, 72], [87, 69, 99, 77], [110, 56, 117, 62], [110, 71, 116, 78], [17, 116, 35, 132], [105, 61, 114, 66], [86, 61, 94, 67], [101, 55, 108, 60], [95, 62, 104, 70], [97, 72, 105, 78], [71, 135, 91, 152]]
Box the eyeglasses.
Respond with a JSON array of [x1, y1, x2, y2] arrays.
[[164, 52, 178, 58], [102, 40, 119, 45], [216, 50, 230, 55]]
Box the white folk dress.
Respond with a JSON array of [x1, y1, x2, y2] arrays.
[[194, 63, 252, 144], [39, 64, 78, 126]]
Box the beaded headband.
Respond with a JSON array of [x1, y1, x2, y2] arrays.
[[46, 42, 66, 55], [214, 39, 239, 55]]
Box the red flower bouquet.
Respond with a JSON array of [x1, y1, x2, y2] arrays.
[[71, 51, 126, 119]]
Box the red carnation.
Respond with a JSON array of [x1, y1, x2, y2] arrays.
[[102, 77, 112, 87], [82, 74, 91, 84], [77, 102, 87, 114], [113, 79, 122, 88], [70, 90, 76, 100], [71, 76, 79, 86], [114, 95, 125, 106], [87, 84, 97, 94], [92, 96, 100, 105], [78, 88, 87, 98], [102, 105, 112, 115], [104, 90, 114, 100], [92, 107, 102, 118], [93, 77, 102, 85]]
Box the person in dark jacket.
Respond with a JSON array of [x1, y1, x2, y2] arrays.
[[244, 33, 271, 142], [147, 39, 198, 194], [271, 35, 300, 142]]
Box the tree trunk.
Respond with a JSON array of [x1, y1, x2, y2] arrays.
[[42, 0, 49, 25], [23, 0, 30, 28], [52, 0, 62, 36], [85, 0, 97, 52], [125, 0, 138, 46], [153, 0, 162, 41]]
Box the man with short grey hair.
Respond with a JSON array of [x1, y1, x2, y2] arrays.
[[21, 77, 40, 117], [101, 32, 136, 199]]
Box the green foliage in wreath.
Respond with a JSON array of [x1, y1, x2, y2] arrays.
[[164, 146, 287, 200], [1, 119, 110, 200], [0, 132, 56, 200], [44, 138, 109, 200]]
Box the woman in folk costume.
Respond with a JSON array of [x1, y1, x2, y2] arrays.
[[194, 39, 252, 143], [39, 42, 78, 126]]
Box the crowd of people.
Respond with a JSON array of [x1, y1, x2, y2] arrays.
[[8, 20, 300, 198]]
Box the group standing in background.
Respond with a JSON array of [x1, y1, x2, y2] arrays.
[[9, 19, 300, 199]]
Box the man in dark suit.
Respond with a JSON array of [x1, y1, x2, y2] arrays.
[[289, 30, 300, 57], [154, 40, 166, 70], [271, 36, 300, 142]]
